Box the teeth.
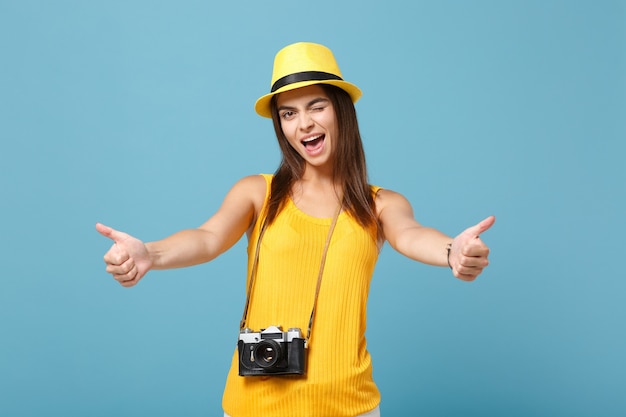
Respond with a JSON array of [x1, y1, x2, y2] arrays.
[[302, 134, 323, 143]]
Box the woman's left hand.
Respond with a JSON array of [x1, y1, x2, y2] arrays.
[[449, 216, 495, 281]]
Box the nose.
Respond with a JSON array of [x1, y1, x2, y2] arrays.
[[298, 112, 314, 131]]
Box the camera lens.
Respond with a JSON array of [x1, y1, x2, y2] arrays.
[[254, 340, 282, 368]]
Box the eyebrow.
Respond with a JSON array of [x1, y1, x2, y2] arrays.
[[277, 97, 330, 112]]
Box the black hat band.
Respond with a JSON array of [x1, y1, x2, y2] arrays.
[[271, 71, 343, 93]]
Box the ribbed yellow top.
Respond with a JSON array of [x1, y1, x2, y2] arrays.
[[222, 174, 381, 417]]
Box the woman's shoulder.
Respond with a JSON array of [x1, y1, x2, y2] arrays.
[[230, 174, 271, 209], [235, 173, 271, 186], [371, 186, 401, 201], [232, 174, 270, 195], [373, 187, 412, 215]]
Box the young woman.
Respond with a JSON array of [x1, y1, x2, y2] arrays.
[[96, 42, 494, 417]]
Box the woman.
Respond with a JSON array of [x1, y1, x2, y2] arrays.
[[96, 42, 494, 417]]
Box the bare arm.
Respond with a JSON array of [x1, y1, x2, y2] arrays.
[[377, 189, 494, 281], [96, 175, 266, 287], [377, 189, 452, 265], [148, 175, 265, 268]]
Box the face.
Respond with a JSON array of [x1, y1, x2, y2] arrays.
[[275, 85, 338, 170]]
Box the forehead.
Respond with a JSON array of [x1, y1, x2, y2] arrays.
[[275, 84, 329, 107]]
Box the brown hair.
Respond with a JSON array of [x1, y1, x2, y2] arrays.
[[264, 84, 379, 237]]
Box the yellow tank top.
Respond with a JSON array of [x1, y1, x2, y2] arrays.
[[222, 174, 381, 417]]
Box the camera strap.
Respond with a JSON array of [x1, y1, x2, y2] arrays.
[[239, 205, 342, 348]]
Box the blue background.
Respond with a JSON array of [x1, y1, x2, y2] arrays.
[[1, 1, 624, 416]]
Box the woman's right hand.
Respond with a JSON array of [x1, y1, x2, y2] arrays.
[[96, 223, 153, 287]]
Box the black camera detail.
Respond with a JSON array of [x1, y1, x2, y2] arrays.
[[238, 325, 306, 376]]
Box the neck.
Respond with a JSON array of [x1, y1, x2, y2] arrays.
[[297, 169, 341, 195], [291, 171, 343, 216], [301, 162, 335, 183]]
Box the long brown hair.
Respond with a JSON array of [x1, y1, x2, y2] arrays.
[[264, 84, 379, 236]]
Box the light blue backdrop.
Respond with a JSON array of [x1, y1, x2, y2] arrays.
[[1, 1, 624, 416]]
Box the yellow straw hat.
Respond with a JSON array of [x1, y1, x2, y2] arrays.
[[254, 42, 362, 118]]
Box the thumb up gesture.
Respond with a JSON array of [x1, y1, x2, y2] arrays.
[[448, 216, 495, 281], [96, 223, 153, 287]]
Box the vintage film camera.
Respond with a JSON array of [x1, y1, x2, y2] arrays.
[[238, 325, 306, 376]]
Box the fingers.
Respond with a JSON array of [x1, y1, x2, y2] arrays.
[[465, 215, 496, 237], [95, 222, 112, 237], [107, 259, 140, 286], [454, 245, 490, 280], [103, 250, 141, 287], [101, 246, 135, 286], [454, 270, 483, 282], [462, 237, 490, 258], [452, 261, 488, 281], [95, 222, 129, 243], [105, 255, 134, 276], [449, 215, 494, 281], [103, 242, 129, 265], [98, 224, 139, 287]]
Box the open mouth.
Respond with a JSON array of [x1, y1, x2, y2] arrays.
[[301, 134, 325, 150]]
